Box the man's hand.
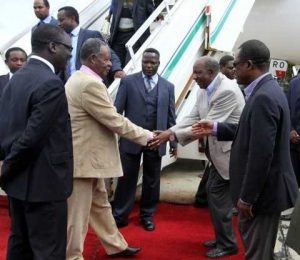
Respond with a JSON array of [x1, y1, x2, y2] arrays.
[[290, 130, 300, 144], [237, 199, 254, 219], [148, 130, 172, 150], [192, 119, 214, 138], [114, 70, 126, 79]]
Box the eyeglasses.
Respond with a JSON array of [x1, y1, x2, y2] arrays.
[[53, 41, 73, 52], [233, 60, 246, 68], [35, 40, 73, 52]]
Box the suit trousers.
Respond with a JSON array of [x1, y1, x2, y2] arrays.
[[238, 212, 280, 260], [206, 165, 237, 250], [110, 30, 139, 68], [67, 178, 127, 259], [290, 146, 300, 186], [7, 197, 67, 260], [113, 149, 162, 223]]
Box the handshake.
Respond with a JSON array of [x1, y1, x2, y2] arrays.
[[147, 130, 177, 157]]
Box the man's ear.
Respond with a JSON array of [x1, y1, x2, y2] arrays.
[[48, 42, 57, 54]]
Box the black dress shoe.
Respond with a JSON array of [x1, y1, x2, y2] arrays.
[[115, 221, 128, 228], [109, 246, 141, 258], [203, 240, 217, 248], [206, 247, 238, 258], [141, 219, 155, 231]]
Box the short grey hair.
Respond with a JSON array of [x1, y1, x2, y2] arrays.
[[203, 56, 220, 73], [80, 38, 108, 62]]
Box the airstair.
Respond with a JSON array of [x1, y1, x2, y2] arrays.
[[0, 0, 255, 177]]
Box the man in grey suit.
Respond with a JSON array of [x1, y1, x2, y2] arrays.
[[150, 56, 245, 258], [112, 48, 176, 231], [32, 0, 58, 31]]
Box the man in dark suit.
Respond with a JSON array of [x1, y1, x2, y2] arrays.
[[109, 0, 155, 67], [32, 0, 58, 31], [0, 24, 73, 260], [219, 55, 235, 80], [191, 39, 299, 260], [57, 6, 124, 83], [287, 73, 300, 186], [112, 48, 176, 231], [0, 47, 27, 95]]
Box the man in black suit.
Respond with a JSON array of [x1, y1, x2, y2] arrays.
[[112, 48, 176, 231], [109, 0, 155, 67], [57, 6, 124, 83], [32, 0, 58, 31], [191, 39, 299, 260], [0, 47, 27, 95], [287, 72, 300, 186], [0, 24, 73, 260]]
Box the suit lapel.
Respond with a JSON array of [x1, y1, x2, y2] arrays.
[[132, 0, 138, 16], [249, 74, 273, 99], [232, 74, 273, 145], [116, 0, 124, 20], [137, 72, 147, 101], [77, 29, 84, 65], [208, 74, 222, 108]]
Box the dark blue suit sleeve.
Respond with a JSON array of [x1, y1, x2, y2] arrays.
[[167, 83, 177, 148], [94, 31, 122, 73], [114, 78, 127, 114], [2, 79, 66, 176], [217, 122, 238, 141]]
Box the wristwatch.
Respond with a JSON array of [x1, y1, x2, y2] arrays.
[[168, 130, 176, 142]]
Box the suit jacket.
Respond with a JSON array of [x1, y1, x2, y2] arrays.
[[171, 73, 245, 179], [218, 74, 299, 214], [115, 71, 176, 156], [75, 28, 122, 74], [0, 73, 9, 96], [0, 58, 73, 202], [32, 16, 59, 31], [65, 70, 150, 178], [109, 0, 155, 45], [287, 74, 300, 151]]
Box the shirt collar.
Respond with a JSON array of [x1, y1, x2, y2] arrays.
[[9, 72, 13, 79], [80, 65, 103, 82], [71, 26, 80, 37], [142, 72, 158, 84], [244, 72, 270, 99], [206, 73, 220, 97], [42, 15, 52, 24], [30, 55, 55, 73]]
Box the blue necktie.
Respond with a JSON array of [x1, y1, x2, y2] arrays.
[[145, 77, 152, 93]]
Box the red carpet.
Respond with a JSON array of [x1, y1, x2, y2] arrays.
[[0, 198, 244, 259]]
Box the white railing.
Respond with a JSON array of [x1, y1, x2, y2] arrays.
[[108, 0, 182, 99], [126, 0, 180, 68]]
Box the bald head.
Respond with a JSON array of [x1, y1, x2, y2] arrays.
[[193, 56, 219, 89]]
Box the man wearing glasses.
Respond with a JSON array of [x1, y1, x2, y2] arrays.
[[192, 39, 299, 260], [0, 24, 73, 260]]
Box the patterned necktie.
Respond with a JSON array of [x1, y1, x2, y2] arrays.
[[145, 76, 152, 93]]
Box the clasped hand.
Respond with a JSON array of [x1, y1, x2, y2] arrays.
[[147, 130, 177, 157]]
